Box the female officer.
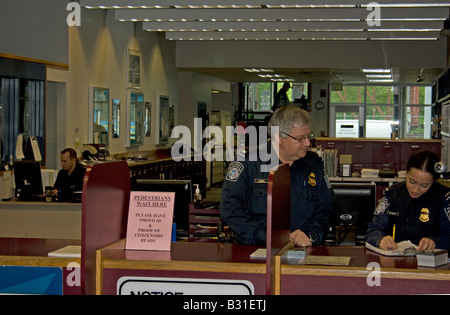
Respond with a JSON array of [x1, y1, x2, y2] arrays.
[[366, 151, 450, 251]]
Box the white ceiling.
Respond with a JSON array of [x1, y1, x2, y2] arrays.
[[80, 1, 450, 84], [177, 67, 444, 85]]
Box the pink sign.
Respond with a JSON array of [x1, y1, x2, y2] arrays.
[[126, 191, 175, 251]]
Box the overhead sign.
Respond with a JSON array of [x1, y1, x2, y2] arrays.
[[117, 277, 255, 295]]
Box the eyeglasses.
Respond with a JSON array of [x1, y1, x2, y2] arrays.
[[281, 131, 315, 144]]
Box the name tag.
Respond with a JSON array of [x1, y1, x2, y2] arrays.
[[254, 179, 268, 184]]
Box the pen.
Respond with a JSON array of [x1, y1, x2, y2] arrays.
[[392, 224, 396, 242]]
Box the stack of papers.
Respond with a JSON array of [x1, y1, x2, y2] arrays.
[[416, 249, 448, 267], [250, 248, 306, 260], [250, 248, 351, 266], [365, 241, 417, 256], [48, 245, 81, 258], [322, 149, 338, 177]]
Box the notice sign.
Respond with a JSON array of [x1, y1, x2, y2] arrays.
[[126, 191, 175, 251], [117, 277, 255, 295]]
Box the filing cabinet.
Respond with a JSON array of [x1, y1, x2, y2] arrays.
[[315, 138, 441, 174]]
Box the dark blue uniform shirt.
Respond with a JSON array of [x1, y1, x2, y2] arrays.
[[220, 146, 334, 245], [366, 181, 450, 250]]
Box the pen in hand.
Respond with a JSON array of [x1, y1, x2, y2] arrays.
[[378, 225, 398, 250]]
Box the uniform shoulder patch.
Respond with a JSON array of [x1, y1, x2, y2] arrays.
[[445, 204, 450, 222], [374, 197, 389, 215], [226, 162, 244, 182]]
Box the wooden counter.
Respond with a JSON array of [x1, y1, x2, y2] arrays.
[[0, 201, 81, 239], [96, 240, 450, 295], [315, 137, 442, 175], [0, 237, 81, 295], [280, 245, 450, 295], [97, 240, 267, 295], [315, 137, 442, 143]]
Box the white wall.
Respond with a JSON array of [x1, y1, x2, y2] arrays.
[[54, 8, 178, 155], [0, 0, 68, 64], [1, 3, 180, 158], [177, 71, 231, 136], [175, 39, 447, 71]]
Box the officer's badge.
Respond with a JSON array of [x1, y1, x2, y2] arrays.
[[419, 208, 430, 223], [308, 172, 316, 187]]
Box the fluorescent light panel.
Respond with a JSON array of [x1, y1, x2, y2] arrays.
[[115, 7, 449, 22], [244, 68, 275, 72], [143, 20, 443, 32], [166, 31, 439, 40], [81, 0, 450, 9], [365, 74, 392, 78], [362, 68, 396, 82], [242, 68, 293, 82], [362, 68, 392, 73], [368, 79, 394, 82], [81, 1, 450, 40]]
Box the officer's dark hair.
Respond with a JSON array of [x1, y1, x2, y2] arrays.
[[406, 150, 440, 180], [268, 105, 312, 136], [61, 148, 78, 161]]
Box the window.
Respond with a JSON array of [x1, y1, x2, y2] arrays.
[[330, 85, 365, 104], [245, 82, 273, 112], [244, 82, 308, 112], [330, 85, 432, 139], [130, 92, 144, 145], [92, 88, 109, 146], [400, 86, 433, 139], [0, 58, 46, 164], [0, 77, 45, 163]]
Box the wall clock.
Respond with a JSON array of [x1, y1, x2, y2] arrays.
[[315, 100, 325, 110]]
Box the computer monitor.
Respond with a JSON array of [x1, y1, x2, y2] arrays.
[[131, 179, 192, 233], [13, 160, 44, 201], [331, 183, 376, 245]]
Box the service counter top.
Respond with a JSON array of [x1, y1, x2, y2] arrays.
[[97, 239, 267, 295], [329, 176, 450, 189], [124, 156, 174, 166], [0, 200, 81, 209], [99, 239, 265, 272], [0, 237, 81, 262], [328, 176, 404, 183], [0, 237, 81, 295], [280, 245, 450, 294], [0, 200, 81, 239], [97, 240, 450, 295], [315, 137, 442, 143]]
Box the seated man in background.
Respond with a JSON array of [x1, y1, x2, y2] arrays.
[[52, 148, 86, 202]]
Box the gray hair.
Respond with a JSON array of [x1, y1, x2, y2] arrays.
[[268, 105, 312, 136]]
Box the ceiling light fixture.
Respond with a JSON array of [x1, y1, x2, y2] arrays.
[[362, 68, 394, 83]]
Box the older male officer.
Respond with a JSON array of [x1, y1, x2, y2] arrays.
[[220, 105, 334, 246]]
